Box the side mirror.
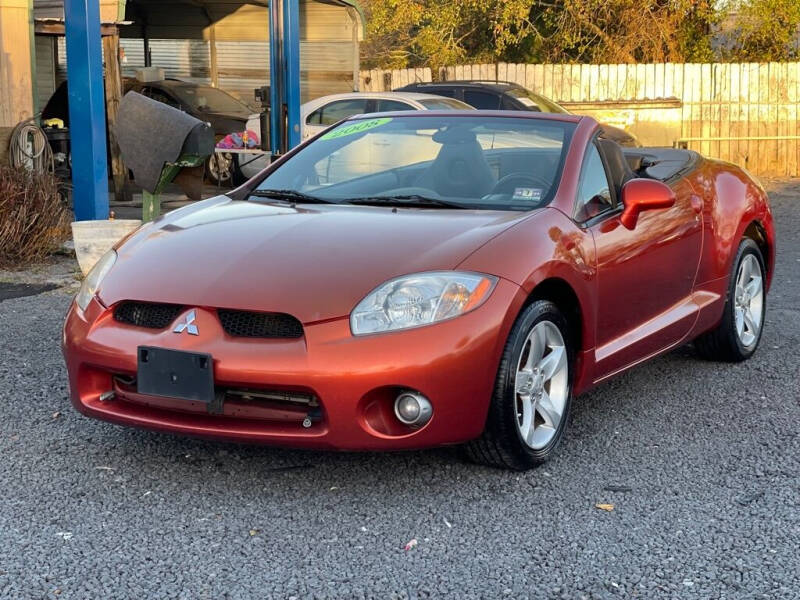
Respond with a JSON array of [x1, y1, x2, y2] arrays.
[[620, 178, 676, 230]]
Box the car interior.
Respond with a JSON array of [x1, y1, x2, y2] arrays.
[[324, 139, 697, 210], [264, 117, 698, 213], [580, 141, 698, 218], [308, 142, 565, 209]]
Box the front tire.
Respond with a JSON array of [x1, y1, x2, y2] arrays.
[[466, 300, 573, 470], [694, 238, 766, 362], [206, 153, 234, 186]]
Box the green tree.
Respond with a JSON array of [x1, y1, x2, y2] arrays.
[[528, 0, 719, 63], [361, 0, 538, 69], [360, 0, 721, 69], [722, 0, 800, 61]]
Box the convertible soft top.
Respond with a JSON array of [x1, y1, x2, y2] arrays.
[[624, 148, 699, 182]]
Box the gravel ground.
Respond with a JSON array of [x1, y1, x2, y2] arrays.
[[0, 254, 81, 292], [1, 181, 798, 600]]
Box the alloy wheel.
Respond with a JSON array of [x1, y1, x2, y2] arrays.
[[734, 253, 764, 348], [209, 153, 233, 183], [514, 320, 569, 450]]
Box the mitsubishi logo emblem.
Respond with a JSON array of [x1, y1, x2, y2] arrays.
[[173, 309, 199, 335]]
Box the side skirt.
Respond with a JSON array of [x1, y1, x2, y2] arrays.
[[591, 288, 722, 385]]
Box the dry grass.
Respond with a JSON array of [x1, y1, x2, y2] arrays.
[[0, 165, 71, 268]]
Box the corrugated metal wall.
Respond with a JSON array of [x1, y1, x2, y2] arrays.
[[50, 2, 359, 109], [56, 37, 354, 108], [56, 38, 211, 85], [35, 35, 56, 111], [210, 2, 358, 103], [33, 0, 121, 23], [215, 41, 265, 104], [215, 40, 357, 105]]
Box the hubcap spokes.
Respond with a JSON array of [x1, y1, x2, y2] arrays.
[[211, 154, 232, 181], [515, 321, 569, 450], [734, 254, 763, 347]]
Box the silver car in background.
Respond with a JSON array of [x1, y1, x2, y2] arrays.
[[237, 91, 473, 179]]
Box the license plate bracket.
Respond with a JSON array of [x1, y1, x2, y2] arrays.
[[137, 346, 214, 403]]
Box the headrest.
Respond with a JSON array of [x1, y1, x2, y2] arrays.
[[432, 126, 477, 144]]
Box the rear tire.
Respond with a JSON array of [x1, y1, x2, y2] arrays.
[[466, 300, 573, 470], [694, 238, 766, 362]]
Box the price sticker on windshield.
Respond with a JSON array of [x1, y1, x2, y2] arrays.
[[512, 187, 542, 202], [321, 117, 393, 140]]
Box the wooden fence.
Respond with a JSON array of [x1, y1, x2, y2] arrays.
[[360, 62, 800, 176], [359, 67, 433, 93]]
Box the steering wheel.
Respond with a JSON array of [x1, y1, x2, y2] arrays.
[[488, 173, 551, 197]]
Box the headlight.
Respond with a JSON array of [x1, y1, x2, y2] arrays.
[[351, 271, 497, 335], [75, 250, 117, 311]]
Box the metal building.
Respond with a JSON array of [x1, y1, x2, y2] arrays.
[[20, 0, 362, 219], [33, 0, 363, 109]]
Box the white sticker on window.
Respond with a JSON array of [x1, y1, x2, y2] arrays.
[[512, 187, 542, 202]]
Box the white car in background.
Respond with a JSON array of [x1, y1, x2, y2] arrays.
[[237, 91, 473, 179]]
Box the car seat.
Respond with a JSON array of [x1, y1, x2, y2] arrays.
[[415, 127, 496, 198]]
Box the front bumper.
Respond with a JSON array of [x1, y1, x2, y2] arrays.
[[62, 279, 523, 450]]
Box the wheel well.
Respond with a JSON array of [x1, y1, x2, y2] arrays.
[[743, 220, 770, 275], [527, 278, 583, 351]]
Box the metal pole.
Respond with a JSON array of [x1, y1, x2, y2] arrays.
[[142, 19, 152, 67], [268, 0, 284, 154], [282, 0, 301, 150], [64, 0, 109, 220]]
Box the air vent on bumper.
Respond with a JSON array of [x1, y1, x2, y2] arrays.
[[217, 309, 303, 339], [114, 302, 185, 329]]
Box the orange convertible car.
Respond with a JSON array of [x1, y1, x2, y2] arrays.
[[63, 112, 775, 470]]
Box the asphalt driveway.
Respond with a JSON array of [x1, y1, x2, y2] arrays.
[[1, 180, 798, 599]]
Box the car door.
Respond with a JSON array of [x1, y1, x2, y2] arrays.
[[304, 98, 369, 140], [577, 139, 703, 379]]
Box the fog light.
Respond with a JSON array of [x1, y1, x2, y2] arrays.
[[394, 391, 432, 427]]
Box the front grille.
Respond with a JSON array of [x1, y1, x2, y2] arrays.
[[114, 301, 184, 329], [218, 309, 303, 339]]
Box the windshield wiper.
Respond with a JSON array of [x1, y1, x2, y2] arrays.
[[345, 195, 466, 209], [249, 189, 337, 204]]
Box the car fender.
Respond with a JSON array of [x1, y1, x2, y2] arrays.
[[457, 207, 597, 355], [688, 159, 776, 291]]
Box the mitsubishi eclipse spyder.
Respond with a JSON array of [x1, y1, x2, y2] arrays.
[[62, 111, 775, 470]]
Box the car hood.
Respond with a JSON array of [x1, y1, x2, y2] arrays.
[[99, 196, 535, 323]]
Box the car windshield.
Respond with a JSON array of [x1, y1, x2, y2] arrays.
[[252, 115, 575, 211], [418, 98, 473, 110], [506, 88, 570, 114], [172, 85, 251, 115]]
